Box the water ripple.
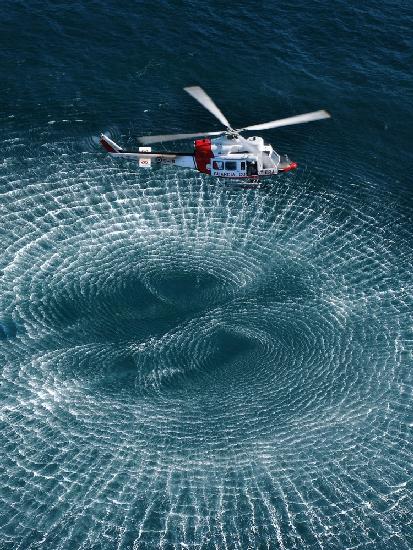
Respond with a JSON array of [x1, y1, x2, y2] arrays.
[[0, 137, 412, 549]]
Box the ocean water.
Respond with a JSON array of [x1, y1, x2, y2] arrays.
[[1, 1, 412, 548]]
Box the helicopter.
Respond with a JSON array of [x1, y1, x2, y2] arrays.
[[100, 86, 330, 181]]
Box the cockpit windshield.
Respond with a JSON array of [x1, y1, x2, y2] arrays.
[[270, 151, 279, 164]]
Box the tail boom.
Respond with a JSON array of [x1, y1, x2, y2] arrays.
[[100, 134, 195, 168]]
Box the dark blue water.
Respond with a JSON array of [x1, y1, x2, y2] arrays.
[[1, 1, 412, 548]]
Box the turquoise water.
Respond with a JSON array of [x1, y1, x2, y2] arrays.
[[1, 1, 412, 548]]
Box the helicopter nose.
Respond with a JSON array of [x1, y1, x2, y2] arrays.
[[282, 161, 298, 172]]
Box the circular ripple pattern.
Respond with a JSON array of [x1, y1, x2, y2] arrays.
[[0, 139, 412, 549]]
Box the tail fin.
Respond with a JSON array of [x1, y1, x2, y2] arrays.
[[100, 134, 124, 153]]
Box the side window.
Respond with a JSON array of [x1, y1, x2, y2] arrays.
[[213, 161, 224, 170], [225, 161, 237, 171], [240, 161, 245, 171]]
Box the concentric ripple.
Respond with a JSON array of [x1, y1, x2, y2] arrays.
[[0, 136, 412, 549]]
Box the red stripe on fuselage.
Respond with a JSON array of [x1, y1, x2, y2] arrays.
[[194, 139, 213, 174]]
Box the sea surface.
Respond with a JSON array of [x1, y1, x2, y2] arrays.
[[1, 1, 412, 548]]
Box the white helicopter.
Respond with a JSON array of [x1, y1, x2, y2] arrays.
[[100, 86, 330, 181]]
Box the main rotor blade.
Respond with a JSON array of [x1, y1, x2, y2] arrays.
[[184, 86, 232, 129], [138, 130, 223, 145], [239, 110, 331, 132]]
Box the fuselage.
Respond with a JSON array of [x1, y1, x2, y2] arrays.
[[192, 135, 296, 178], [100, 133, 297, 179]]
